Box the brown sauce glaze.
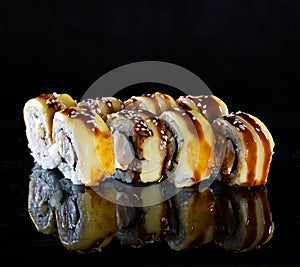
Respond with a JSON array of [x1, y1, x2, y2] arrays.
[[185, 111, 213, 182], [236, 112, 272, 183], [38, 93, 62, 110], [179, 95, 223, 123], [63, 107, 98, 133], [125, 95, 161, 115], [151, 92, 178, 111], [222, 115, 258, 185]]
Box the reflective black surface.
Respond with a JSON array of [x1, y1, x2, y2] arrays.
[[27, 163, 274, 253], [1, 112, 300, 266]]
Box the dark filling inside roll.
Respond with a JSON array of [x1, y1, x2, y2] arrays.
[[108, 112, 156, 183], [118, 131, 143, 183], [177, 101, 192, 111], [162, 125, 178, 173], [221, 139, 238, 177]]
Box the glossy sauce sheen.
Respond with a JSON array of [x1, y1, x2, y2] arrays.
[[126, 93, 177, 115], [126, 95, 161, 115], [38, 93, 62, 110], [61, 107, 115, 185], [63, 107, 97, 132], [185, 111, 213, 182], [223, 115, 258, 185], [237, 112, 272, 183], [180, 95, 223, 123], [136, 109, 168, 151]]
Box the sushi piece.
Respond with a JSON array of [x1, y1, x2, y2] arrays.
[[176, 94, 229, 175], [213, 182, 274, 252], [52, 104, 116, 186], [212, 111, 275, 187], [54, 178, 116, 252], [23, 92, 77, 169], [106, 108, 167, 183], [159, 107, 216, 188]]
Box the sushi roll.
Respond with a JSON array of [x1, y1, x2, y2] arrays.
[[176, 94, 229, 175], [52, 104, 116, 186], [106, 108, 168, 183], [212, 111, 275, 187], [159, 107, 216, 188], [23, 92, 77, 169]]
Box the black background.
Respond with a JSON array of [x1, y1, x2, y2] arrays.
[[1, 1, 300, 266]]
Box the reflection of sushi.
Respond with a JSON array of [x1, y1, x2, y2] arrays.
[[212, 111, 275, 186], [54, 178, 116, 252], [213, 182, 274, 252], [165, 186, 216, 250], [115, 191, 168, 248], [23, 93, 77, 169], [106, 108, 167, 183], [159, 107, 216, 188], [52, 104, 116, 186], [28, 163, 62, 235]]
